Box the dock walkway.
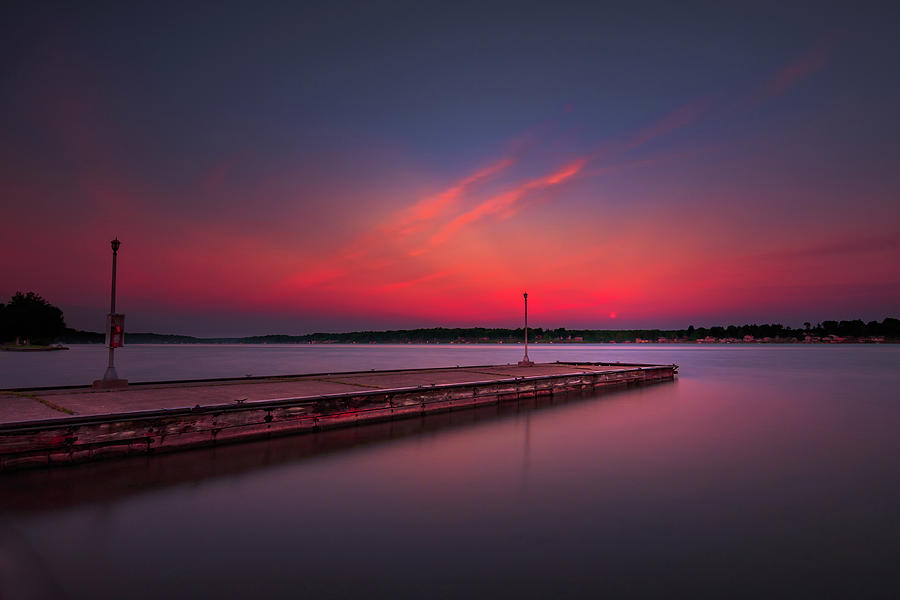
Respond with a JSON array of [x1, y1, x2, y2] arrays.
[[0, 361, 676, 470]]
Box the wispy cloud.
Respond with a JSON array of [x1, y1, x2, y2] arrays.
[[746, 32, 844, 108], [393, 157, 514, 235], [430, 157, 588, 245], [276, 155, 518, 290], [626, 96, 716, 150], [755, 232, 900, 262], [279, 96, 718, 290]]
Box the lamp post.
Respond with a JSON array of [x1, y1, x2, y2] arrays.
[[94, 238, 127, 388], [518, 292, 534, 366]]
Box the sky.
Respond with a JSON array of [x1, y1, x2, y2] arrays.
[[2, 1, 899, 336]]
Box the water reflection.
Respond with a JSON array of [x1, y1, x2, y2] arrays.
[[1, 384, 639, 513], [3, 347, 900, 599]]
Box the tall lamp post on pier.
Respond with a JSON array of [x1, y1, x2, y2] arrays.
[[93, 237, 128, 389], [518, 292, 534, 367]]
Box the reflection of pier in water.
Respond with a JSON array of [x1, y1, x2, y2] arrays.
[[0, 382, 668, 513]]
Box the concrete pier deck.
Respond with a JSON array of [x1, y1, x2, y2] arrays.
[[0, 361, 676, 470]]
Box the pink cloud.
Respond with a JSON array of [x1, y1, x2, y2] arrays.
[[748, 32, 844, 107], [430, 157, 588, 245], [627, 96, 715, 150], [395, 158, 514, 232], [275, 154, 518, 286]]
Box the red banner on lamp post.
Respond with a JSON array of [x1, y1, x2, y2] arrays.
[[106, 313, 125, 348]]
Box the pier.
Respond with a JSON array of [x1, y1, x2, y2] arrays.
[[0, 361, 676, 470]]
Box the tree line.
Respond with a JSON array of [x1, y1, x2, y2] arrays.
[[3, 290, 899, 345], [56, 319, 900, 344]]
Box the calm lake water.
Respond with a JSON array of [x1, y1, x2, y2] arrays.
[[2, 344, 900, 598]]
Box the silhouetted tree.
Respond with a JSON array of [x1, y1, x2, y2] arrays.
[[881, 318, 899, 338], [1, 292, 66, 344]]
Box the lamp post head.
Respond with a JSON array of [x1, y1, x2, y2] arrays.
[[523, 292, 528, 300], [111, 238, 120, 253]]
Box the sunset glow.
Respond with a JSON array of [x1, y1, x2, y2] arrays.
[[2, 4, 898, 336]]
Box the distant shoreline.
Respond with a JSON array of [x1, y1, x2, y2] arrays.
[[54, 339, 897, 346], [55, 319, 899, 346], [2, 345, 69, 352]]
